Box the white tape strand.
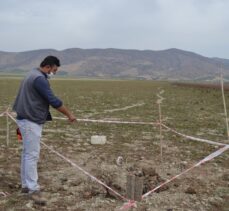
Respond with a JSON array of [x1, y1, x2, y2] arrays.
[[142, 145, 229, 199], [7, 112, 228, 146], [103, 103, 145, 113], [196, 144, 229, 165], [161, 123, 227, 146], [53, 116, 228, 146], [0, 192, 10, 197], [6, 112, 17, 122], [0, 112, 5, 117], [53, 116, 159, 126]]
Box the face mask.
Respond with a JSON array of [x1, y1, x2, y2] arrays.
[[48, 72, 54, 79]]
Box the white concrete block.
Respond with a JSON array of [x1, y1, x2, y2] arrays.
[[90, 135, 106, 145]]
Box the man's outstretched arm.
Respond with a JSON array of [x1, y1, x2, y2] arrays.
[[56, 105, 76, 122]]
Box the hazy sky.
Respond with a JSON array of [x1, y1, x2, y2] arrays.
[[0, 0, 228, 58]]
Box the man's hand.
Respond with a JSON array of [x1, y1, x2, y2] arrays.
[[68, 114, 76, 123], [57, 105, 76, 123]]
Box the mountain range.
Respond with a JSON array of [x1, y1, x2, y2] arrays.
[[0, 48, 229, 80]]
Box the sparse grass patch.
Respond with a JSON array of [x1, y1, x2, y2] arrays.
[[0, 77, 228, 210]]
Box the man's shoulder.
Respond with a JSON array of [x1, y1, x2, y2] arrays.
[[27, 68, 47, 81], [31, 68, 46, 77]]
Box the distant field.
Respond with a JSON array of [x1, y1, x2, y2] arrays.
[[173, 81, 229, 91], [0, 77, 228, 210], [1, 77, 229, 139]]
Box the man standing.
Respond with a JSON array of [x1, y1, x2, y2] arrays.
[[13, 56, 76, 205]]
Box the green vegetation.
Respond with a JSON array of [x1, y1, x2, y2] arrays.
[[1, 77, 228, 160], [0, 77, 229, 210], [1, 77, 228, 142]]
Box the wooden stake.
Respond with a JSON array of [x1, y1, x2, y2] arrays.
[[126, 174, 135, 200], [6, 114, 9, 146], [220, 73, 229, 141], [134, 176, 143, 202], [158, 102, 163, 162], [126, 174, 143, 202]]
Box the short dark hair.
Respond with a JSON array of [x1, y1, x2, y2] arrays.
[[40, 56, 60, 67]]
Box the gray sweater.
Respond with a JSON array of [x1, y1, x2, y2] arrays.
[[13, 68, 62, 124]]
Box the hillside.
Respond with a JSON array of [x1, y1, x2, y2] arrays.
[[0, 48, 229, 80]]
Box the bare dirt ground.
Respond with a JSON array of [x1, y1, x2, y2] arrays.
[[0, 118, 228, 211], [0, 79, 229, 210]]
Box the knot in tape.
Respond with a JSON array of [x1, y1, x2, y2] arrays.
[[120, 200, 137, 210]]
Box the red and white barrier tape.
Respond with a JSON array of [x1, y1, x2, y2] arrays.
[[88, 103, 145, 117], [0, 108, 10, 117], [142, 145, 229, 199], [0, 191, 10, 197], [3, 111, 229, 147], [6, 112, 132, 204], [0, 111, 6, 117], [41, 141, 129, 202], [120, 200, 137, 210], [53, 116, 159, 126], [6, 112, 16, 122], [4, 111, 229, 210], [53, 116, 227, 146], [161, 123, 228, 146]]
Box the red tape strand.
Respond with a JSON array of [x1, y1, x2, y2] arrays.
[[142, 145, 229, 199]]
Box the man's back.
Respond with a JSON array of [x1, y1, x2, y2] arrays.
[[13, 68, 49, 124]]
